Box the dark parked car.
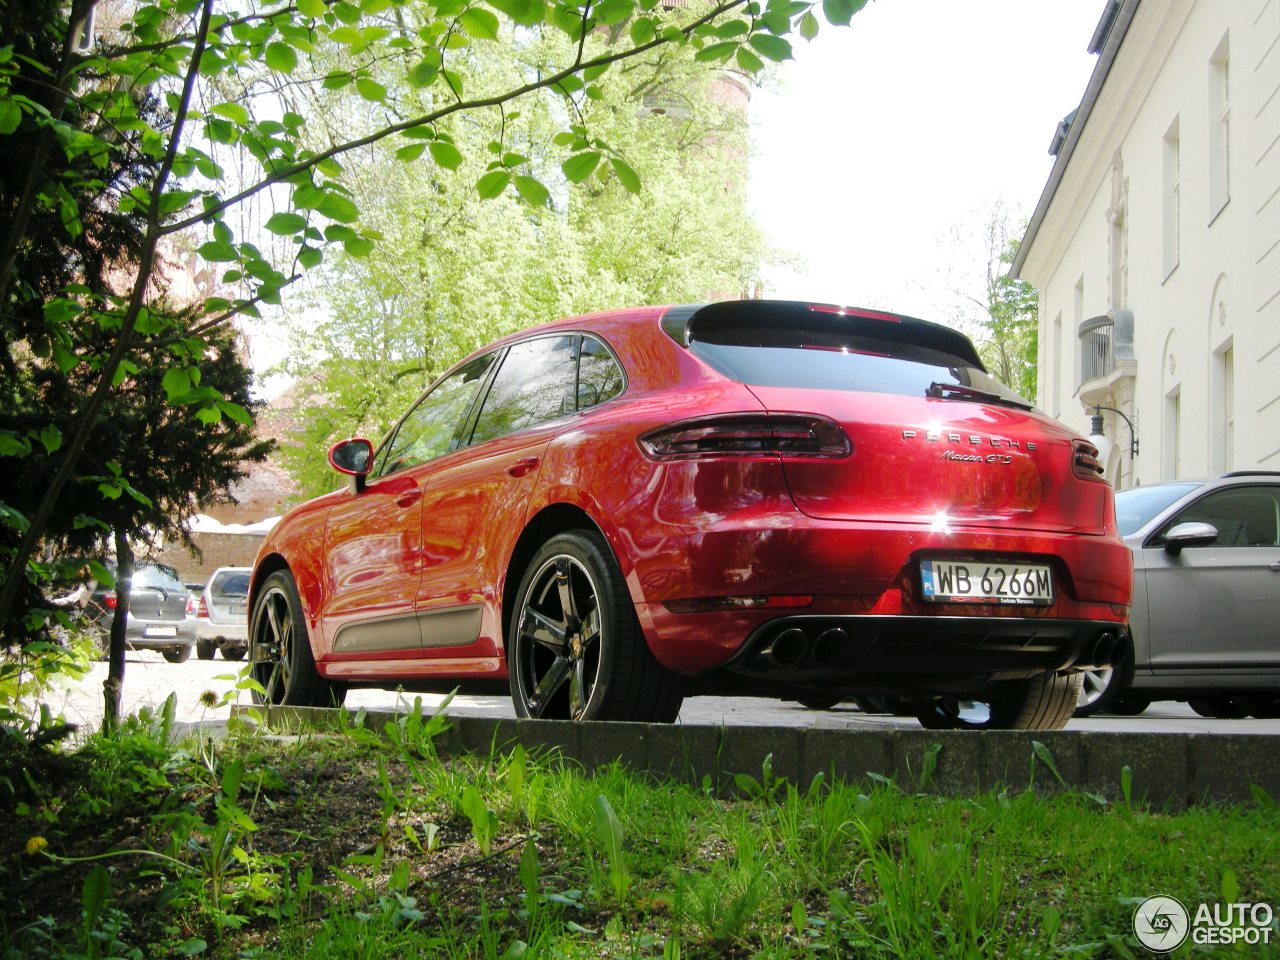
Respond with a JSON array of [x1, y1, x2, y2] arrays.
[[249, 301, 1131, 730], [1075, 473, 1280, 718], [88, 562, 197, 662], [195, 567, 251, 660]]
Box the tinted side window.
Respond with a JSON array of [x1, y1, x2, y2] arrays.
[[1162, 486, 1280, 547], [577, 336, 624, 410], [470, 336, 577, 445], [376, 353, 496, 476]]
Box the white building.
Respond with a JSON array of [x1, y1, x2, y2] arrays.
[[1012, 0, 1280, 488]]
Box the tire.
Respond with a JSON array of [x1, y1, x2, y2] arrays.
[[222, 647, 246, 662], [914, 672, 1082, 731], [249, 569, 345, 707], [196, 638, 215, 660], [1188, 697, 1247, 719], [508, 530, 682, 723], [1075, 634, 1136, 717], [1109, 697, 1151, 716], [163, 645, 192, 664], [1233, 694, 1280, 719]]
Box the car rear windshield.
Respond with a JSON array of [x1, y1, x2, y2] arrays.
[[689, 327, 1031, 406], [210, 571, 251, 598]]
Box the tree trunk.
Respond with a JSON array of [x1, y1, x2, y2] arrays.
[[103, 527, 131, 735]]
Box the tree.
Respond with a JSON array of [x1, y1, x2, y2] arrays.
[[0, 0, 870, 638], [276, 41, 771, 498], [946, 204, 1038, 402]]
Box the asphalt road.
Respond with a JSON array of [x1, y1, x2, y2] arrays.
[[48, 651, 1280, 736]]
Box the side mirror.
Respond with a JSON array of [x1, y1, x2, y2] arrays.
[[1162, 521, 1219, 556], [328, 438, 373, 493]]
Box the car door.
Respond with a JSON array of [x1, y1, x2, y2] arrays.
[[413, 334, 582, 655], [1141, 484, 1280, 670], [321, 353, 497, 655]]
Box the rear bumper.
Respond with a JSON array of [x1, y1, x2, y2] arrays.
[[124, 618, 197, 648], [724, 614, 1123, 688], [196, 619, 248, 645]]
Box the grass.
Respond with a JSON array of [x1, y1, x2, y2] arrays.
[[1, 699, 1277, 959]]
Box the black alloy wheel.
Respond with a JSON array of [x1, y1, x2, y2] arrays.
[[508, 530, 681, 723], [248, 570, 344, 707]]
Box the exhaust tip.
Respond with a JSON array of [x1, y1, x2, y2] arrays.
[[812, 627, 851, 667], [765, 627, 808, 666]]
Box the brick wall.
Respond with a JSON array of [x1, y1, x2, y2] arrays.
[[155, 532, 265, 587]]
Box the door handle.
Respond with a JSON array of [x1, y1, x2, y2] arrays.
[[396, 490, 422, 508], [507, 456, 540, 478]]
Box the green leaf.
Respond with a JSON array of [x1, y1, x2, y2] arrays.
[[561, 151, 600, 182], [162, 367, 193, 401], [218, 400, 253, 425], [81, 865, 111, 931], [0, 100, 21, 135], [298, 0, 326, 15], [429, 140, 463, 170], [409, 58, 439, 87], [610, 157, 640, 194], [487, 0, 544, 27], [476, 170, 510, 199], [822, 0, 859, 26], [694, 41, 736, 64], [265, 41, 298, 73], [195, 405, 221, 426], [798, 10, 819, 40], [298, 246, 323, 269], [356, 77, 387, 102], [460, 7, 499, 38], [592, 794, 629, 902], [264, 211, 307, 235], [735, 46, 764, 73], [343, 235, 375, 257], [37, 426, 62, 454], [629, 17, 655, 44], [749, 32, 793, 61], [318, 193, 360, 223], [210, 101, 250, 125], [395, 143, 426, 162], [198, 241, 238, 262], [514, 175, 550, 206]]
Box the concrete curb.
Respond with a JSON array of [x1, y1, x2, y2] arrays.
[[230, 705, 1280, 809]]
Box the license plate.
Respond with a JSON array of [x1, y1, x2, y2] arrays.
[[920, 559, 1054, 606], [144, 626, 178, 638], [229, 602, 246, 615]]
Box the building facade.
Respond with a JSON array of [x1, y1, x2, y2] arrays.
[[1013, 0, 1280, 488]]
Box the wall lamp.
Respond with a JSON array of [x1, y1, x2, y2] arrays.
[[1088, 404, 1138, 462]]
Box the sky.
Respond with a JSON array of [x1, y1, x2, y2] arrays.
[[748, 0, 1105, 327]]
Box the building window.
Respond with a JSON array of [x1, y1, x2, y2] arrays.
[[1051, 311, 1062, 417], [1163, 387, 1181, 480], [1073, 277, 1084, 390], [1213, 344, 1234, 474], [1163, 117, 1180, 279], [1209, 35, 1230, 219]]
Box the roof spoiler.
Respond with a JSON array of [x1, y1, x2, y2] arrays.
[[659, 300, 985, 370]]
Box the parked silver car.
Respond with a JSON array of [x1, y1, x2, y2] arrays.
[[1076, 472, 1280, 718], [88, 562, 197, 662], [195, 567, 251, 660]]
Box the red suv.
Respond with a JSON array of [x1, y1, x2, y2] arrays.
[[249, 301, 1131, 729]]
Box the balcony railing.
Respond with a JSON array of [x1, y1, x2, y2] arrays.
[[1080, 315, 1114, 382], [1078, 309, 1134, 388]]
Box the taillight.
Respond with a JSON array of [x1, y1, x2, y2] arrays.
[[104, 595, 117, 610], [197, 596, 209, 618], [639, 414, 851, 461], [1072, 439, 1105, 480]]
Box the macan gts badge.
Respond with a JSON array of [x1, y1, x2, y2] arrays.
[[249, 300, 1132, 730]]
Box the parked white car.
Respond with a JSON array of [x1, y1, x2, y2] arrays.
[[195, 567, 251, 660]]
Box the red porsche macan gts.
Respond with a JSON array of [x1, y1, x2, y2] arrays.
[[249, 300, 1132, 730]]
